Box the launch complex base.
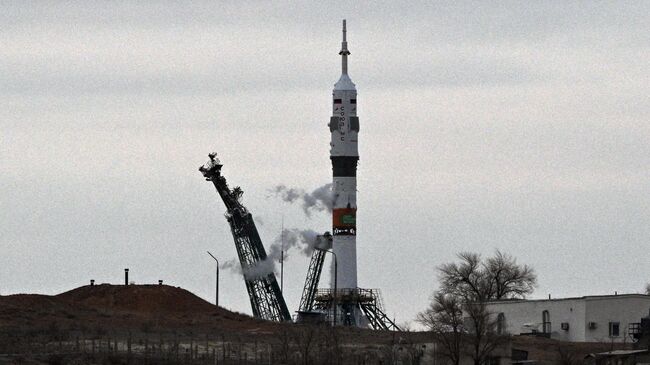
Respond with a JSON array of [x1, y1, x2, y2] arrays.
[[309, 288, 400, 330], [202, 21, 401, 329]]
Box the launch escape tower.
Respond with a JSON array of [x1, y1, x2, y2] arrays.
[[200, 153, 291, 322]]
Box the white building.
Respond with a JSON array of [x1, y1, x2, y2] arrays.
[[485, 294, 650, 342]]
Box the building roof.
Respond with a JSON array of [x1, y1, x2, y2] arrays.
[[486, 293, 650, 305]]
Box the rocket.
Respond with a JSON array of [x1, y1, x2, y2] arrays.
[[329, 19, 359, 290]]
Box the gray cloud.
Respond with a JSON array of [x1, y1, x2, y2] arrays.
[[15, 3, 646, 99], [1, 1, 649, 324]]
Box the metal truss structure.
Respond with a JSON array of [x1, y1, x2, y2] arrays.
[[199, 153, 291, 322], [297, 233, 332, 313], [313, 288, 400, 330], [298, 249, 327, 313]]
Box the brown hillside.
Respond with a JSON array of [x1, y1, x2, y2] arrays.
[[0, 284, 275, 335], [56, 284, 220, 314]]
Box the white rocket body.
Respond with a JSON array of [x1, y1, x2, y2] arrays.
[[329, 20, 359, 291]]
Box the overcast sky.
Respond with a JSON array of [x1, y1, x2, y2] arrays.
[[2, 1, 649, 326]]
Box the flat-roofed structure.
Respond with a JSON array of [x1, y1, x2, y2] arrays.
[[485, 294, 650, 342]]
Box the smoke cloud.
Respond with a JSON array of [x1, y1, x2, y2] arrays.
[[271, 228, 321, 257], [270, 183, 333, 217], [221, 228, 331, 280], [241, 260, 276, 281], [221, 259, 243, 275]]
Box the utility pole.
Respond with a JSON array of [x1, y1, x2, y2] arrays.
[[207, 251, 219, 307], [280, 215, 284, 293]]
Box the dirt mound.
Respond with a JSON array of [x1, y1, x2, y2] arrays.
[[56, 284, 218, 314], [0, 294, 62, 309], [0, 294, 85, 330], [0, 284, 276, 337], [0, 294, 79, 317]]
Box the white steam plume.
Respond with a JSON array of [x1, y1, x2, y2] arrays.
[[220, 228, 330, 280], [270, 183, 333, 217]]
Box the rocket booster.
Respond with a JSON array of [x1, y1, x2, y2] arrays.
[[329, 19, 359, 290]]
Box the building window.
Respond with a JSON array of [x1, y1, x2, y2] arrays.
[[542, 310, 551, 333], [609, 322, 620, 337], [497, 313, 506, 335]]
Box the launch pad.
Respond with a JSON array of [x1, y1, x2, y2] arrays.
[[294, 232, 400, 330], [202, 20, 399, 330], [313, 288, 400, 330]]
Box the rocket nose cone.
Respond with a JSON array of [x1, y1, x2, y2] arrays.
[[334, 74, 356, 91]]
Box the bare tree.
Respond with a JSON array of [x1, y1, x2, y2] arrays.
[[462, 300, 509, 365], [439, 250, 536, 302], [422, 250, 537, 365], [294, 324, 318, 365], [416, 292, 463, 365], [485, 251, 537, 300]]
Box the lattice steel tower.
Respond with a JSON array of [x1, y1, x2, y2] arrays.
[[200, 153, 291, 322]]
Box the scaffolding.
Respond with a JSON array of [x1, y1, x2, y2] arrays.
[[298, 250, 327, 313], [313, 288, 400, 330], [200, 153, 291, 322]]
